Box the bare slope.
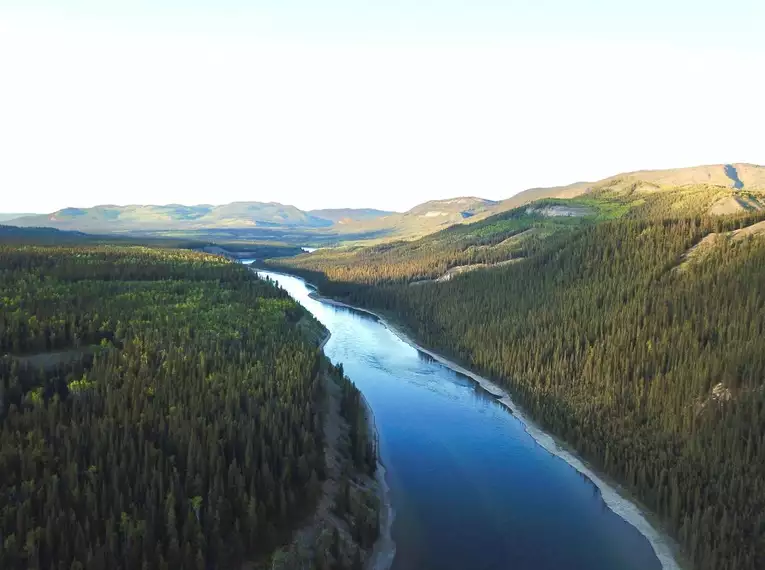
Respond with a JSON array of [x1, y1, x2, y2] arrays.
[[607, 163, 765, 189], [343, 164, 765, 241], [498, 181, 594, 209], [678, 219, 765, 270]]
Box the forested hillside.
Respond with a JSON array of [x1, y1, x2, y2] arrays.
[[271, 209, 765, 570], [0, 245, 377, 569], [275, 182, 765, 285]]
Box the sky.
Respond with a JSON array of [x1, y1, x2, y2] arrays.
[[1, 1, 764, 213]]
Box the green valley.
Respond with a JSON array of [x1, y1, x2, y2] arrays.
[[268, 171, 765, 570], [8, 164, 763, 248], [4, 162, 765, 570]]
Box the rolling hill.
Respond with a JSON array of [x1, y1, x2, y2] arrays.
[[270, 163, 765, 285], [498, 163, 765, 214], [7, 203, 338, 233], [7, 163, 764, 243], [607, 162, 765, 188], [307, 208, 394, 223], [270, 209, 765, 570], [327, 197, 501, 242], [0, 213, 35, 222], [266, 163, 765, 570]]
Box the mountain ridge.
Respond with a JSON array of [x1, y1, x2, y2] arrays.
[[6, 163, 764, 240]]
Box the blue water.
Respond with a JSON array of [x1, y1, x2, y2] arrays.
[[255, 269, 662, 570]]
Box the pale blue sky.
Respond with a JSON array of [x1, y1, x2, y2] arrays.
[[1, 0, 763, 212], [4, 0, 763, 54]]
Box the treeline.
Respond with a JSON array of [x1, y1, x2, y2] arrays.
[[338, 367, 377, 477], [0, 225, 207, 249], [274, 214, 765, 570], [273, 187, 765, 287], [270, 363, 380, 570], [0, 246, 327, 569], [273, 207, 582, 285], [330, 365, 380, 567], [211, 242, 304, 259]]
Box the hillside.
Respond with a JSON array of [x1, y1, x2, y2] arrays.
[[269, 207, 765, 570], [0, 213, 34, 222], [0, 225, 92, 244], [8, 202, 338, 233], [497, 181, 594, 210], [495, 163, 765, 218], [273, 171, 765, 285], [406, 197, 498, 217], [4, 197, 500, 243], [607, 163, 765, 189], [7, 163, 764, 244], [330, 197, 501, 243], [307, 208, 395, 223]]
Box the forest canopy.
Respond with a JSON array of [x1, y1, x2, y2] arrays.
[[271, 204, 765, 570], [0, 245, 334, 569]]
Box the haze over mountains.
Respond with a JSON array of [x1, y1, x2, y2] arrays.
[[0, 213, 34, 222], [6, 163, 765, 243]]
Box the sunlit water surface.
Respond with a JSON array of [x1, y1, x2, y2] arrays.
[[254, 269, 662, 570]]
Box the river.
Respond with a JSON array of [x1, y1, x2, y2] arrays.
[[254, 269, 669, 570]]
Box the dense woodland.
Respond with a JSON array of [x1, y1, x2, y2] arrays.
[[0, 245, 376, 570], [275, 205, 585, 285], [273, 205, 765, 570], [271, 362, 380, 570]]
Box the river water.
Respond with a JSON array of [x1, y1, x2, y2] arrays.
[[255, 269, 663, 570]]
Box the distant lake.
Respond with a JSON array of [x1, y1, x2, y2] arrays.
[[256, 269, 665, 570]]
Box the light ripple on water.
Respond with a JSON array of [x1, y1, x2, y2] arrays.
[[254, 269, 679, 570]]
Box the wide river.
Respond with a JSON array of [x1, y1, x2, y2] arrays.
[[255, 269, 664, 570]]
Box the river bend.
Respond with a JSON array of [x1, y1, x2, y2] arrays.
[[255, 269, 665, 570]]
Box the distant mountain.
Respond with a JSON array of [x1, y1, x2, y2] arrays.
[[8, 202, 371, 233], [5, 197, 496, 241], [307, 208, 395, 223], [0, 213, 35, 222], [497, 182, 593, 211], [407, 197, 498, 218], [7, 163, 764, 242], [330, 197, 501, 242]]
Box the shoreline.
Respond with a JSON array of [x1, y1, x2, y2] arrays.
[[313, 318, 396, 570], [360, 392, 396, 570], [258, 268, 686, 570]]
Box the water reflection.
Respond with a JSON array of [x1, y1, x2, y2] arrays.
[[254, 269, 663, 570]]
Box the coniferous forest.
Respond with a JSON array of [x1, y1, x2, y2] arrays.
[[0, 245, 377, 569], [272, 210, 765, 570]]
